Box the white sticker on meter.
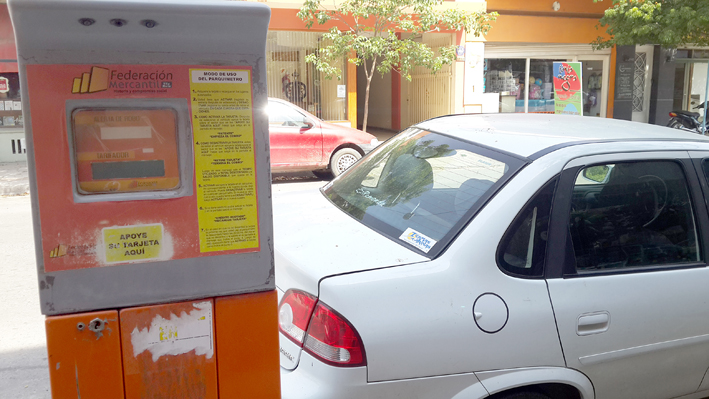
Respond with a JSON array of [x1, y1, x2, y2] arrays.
[[191, 70, 249, 84], [130, 301, 214, 361], [399, 227, 437, 253]]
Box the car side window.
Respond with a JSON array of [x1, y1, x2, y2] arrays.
[[568, 161, 700, 274], [267, 102, 310, 127], [498, 177, 558, 278]]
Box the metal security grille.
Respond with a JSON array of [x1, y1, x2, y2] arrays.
[[633, 52, 646, 112], [11, 138, 25, 154], [402, 34, 453, 128], [266, 31, 347, 122]]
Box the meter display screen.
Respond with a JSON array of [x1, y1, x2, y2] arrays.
[[72, 108, 181, 194], [91, 160, 166, 180]]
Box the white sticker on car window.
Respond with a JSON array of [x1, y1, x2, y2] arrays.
[[399, 228, 437, 253]]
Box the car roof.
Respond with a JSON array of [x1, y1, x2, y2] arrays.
[[415, 113, 709, 159]]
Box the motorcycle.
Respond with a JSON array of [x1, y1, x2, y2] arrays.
[[667, 102, 706, 134]]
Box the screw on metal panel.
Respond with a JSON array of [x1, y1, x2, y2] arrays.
[[76, 322, 85, 331], [141, 20, 158, 28], [78, 18, 95, 27], [88, 318, 105, 333], [110, 19, 127, 27]]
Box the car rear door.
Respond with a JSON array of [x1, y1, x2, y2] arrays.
[[268, 101, 323, 169], [545, 152, 709, 399], [688, 151, 709, 393]]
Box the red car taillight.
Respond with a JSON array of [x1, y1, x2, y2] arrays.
[[279, 289, 317, 345], [278, 289, 366, 367], [669, 112, 677, 117], [304, 301, 366, 367]]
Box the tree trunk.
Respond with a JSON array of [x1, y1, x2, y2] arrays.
[[363, 75, 373, 133], [362, 57, 377, 133]]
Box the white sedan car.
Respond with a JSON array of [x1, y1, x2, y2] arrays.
[[275, 114, 709, 399]]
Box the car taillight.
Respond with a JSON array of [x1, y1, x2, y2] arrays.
[[669, 112, 677, 117], [278, 289, 366, 367], [304, 301, 366, 367], [279, 289, 317, 345]]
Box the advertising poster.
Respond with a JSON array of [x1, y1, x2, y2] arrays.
[[553, 62, 583, 116]]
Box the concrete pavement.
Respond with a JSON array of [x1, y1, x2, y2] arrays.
[[0, 196, 50, 398], [0, 161, 30, 196]]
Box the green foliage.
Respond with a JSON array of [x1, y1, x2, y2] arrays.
[[593, 0, 709, 49], [298, 0, 496, 81], [298, 0, 496, 131], [583, 165, 610, 182]]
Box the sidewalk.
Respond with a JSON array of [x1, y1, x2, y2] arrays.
[[365, 126, 398, 142], [0, 161, 29, 196]]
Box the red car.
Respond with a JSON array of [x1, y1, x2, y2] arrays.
[[267, 98, 380, 178]]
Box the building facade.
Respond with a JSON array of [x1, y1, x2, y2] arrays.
[[0, 3, 24, 161], [0, 0, 704, 147]]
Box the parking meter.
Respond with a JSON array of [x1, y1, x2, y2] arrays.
[[9, 0, 279, 397]]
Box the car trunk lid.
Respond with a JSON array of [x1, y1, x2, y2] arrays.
[[274, 187, 428, 370]]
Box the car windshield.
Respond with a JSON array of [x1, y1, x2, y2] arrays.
[[322, 127, 527, 258]]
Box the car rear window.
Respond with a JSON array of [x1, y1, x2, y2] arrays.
[[322, 127, 527, 258]]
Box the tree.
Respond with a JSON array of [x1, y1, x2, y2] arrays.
[[592, 0, 709, 129], [297, 0, 497, 133], [592, 0, 709, 49]]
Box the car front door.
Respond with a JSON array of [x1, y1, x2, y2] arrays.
[[545, 152, 709, 399], [268, 101, 323, 170]]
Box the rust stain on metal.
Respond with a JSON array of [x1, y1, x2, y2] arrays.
[[75, 363, 81, 399]]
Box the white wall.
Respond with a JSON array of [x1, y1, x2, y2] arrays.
[[0, 129, 26, 162]]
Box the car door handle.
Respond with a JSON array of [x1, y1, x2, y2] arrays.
[[577, 311, 610, 336]]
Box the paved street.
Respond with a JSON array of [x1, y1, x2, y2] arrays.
[[0, 172, 324, 398]]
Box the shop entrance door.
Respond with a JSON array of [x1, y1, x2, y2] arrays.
[[672, 50, 708, 123], [577, 55, 610, 118], [688, 62, 708, 114], [631, 45, 654, 123]]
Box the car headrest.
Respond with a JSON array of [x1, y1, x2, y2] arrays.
[[455, 178, 494, 217], [378, 154, 433, 204]]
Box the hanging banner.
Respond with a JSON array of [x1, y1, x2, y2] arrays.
[[553, 62, 583, 116]]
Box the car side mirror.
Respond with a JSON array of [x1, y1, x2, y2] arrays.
[[301, 121, 314, 130], [582, 165, 611, 183]]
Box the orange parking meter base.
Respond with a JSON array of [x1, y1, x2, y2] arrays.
[[120, 300, 218, 399], [45, 310, 125, 399], [216, 290, 281, 398]]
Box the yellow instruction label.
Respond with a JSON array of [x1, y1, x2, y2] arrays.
[[104, 224, 163, 263], [190, 69, 259, 253]]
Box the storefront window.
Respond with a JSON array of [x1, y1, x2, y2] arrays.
[[484, 58, 565, 114], [266, 31, 347, 122], [0, 72, 23, 128], [485, 56, 606, 117], [484, 58, 524, 113], [527, 59, 561, 114]]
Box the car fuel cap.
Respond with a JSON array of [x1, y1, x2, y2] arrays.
[[473, 293, 509, 334]]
